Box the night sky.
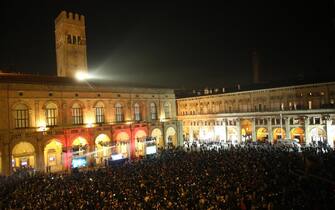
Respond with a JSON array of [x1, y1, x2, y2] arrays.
[[0, 1, 334, 89]]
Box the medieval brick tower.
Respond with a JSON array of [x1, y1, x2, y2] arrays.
[[55, 11, 88, 77]]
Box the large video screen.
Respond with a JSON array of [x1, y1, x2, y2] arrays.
[[72, 157, 87, 168], [111, 153, 124, 160], [146, 146, 157, 155]]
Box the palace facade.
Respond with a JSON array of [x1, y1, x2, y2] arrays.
[[0, 11, 182, 175], [177, 82, 335, 147]]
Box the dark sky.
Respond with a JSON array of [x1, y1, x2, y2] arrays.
[[0, 1, 334, 89]]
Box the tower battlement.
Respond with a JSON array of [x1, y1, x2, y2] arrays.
[[55, 10, 88, 78], [55, 11, 85, 26]]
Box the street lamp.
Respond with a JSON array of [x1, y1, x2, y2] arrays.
[[75, 70, 95, 89], [75, 71, 89, 81]]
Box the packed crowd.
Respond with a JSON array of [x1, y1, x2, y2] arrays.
[[0, 144, 334, 209]]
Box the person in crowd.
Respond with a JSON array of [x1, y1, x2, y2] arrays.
[[0, 143, 334, 209]]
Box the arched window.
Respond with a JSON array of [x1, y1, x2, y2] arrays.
[[134, 103, 141, 121], [95, 102, 105, 124], [150, 102, 157, 120], [45, 103, 58, 126], [67, 35, 72, 44], [115, 103, 123, 122], [13, 104, 29, 128], [71, 103, 83, 125], [164, 102, 171, 119], [72, 35, 76, 44]]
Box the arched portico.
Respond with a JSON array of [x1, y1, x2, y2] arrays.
[[227, 127, 238, 144], [256, 127, 268, 142], [44, 140, 63, 172], [166, 127, 177, 146], [134, 130, 147, 157], [71, 137, 89, 168], [290, 127, 305, 144], [114, 132, 130, 158], [95, 134, 111, 165], [12, 142, 36, 170], [151, 128, 163, 148], [273, 128, 286, 143], [309, 127, 327, 143], [241, 119, 252, 142]]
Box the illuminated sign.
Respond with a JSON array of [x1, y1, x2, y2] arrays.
[[72, 157, 87, 168], [146, 146, 157, 155], [111, 153, 123, 160]]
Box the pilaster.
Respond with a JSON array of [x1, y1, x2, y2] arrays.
[[252, 118, 256, 141], [304, 117, 311, 146], [285, 117, 290, 139], [236, 118, 241, 143], [268, 117, 273, 144], [326, 119, 334, 148]]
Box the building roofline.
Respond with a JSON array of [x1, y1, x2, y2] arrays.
[[0, 73, 175, 93], [176, 81, 335, 101]]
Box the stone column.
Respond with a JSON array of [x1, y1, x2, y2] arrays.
[[285, 117, 290, 139], [252, 118, 256, 141], [36, 140, 45, 172], [189, 126, 194, 141], [268, 117, 273, 144], [223, 120, 227, 143], [2, 143, 10, 175], [177, 121, 184, 146], [326, 119, 334, 148], [236, 118, 241, 144], [304, 117, 311, 146]]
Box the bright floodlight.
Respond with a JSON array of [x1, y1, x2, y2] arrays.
[[75, 71, 89, 81]]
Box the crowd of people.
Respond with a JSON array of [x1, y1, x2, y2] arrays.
[[0, 144, 334, 209]]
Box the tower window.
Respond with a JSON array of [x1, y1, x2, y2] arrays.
[[73, 36, 76, 44], [77, 36, 81, 45]]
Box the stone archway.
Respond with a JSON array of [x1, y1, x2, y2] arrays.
[[192, 127, 200, 140], [115, 132, 130, 158], [12, 142, 36, 170], [151, 128, 163, 148], [134, 130, 147, 157], [227, 127, 238, 144], [273, 128, 286, 143], [241, 119, 252, 142], [199, 126, 214, 141], [44, 140, 63, 172], [71, 137, 89, 168], [290, 127, 305, 144], [166, 127, 177, 146], [256, 127, 268, 142], [95, 134, 111, 165], [310, 127, 327, 143]]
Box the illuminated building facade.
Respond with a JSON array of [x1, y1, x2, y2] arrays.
[[177, 82, 335, 147], [0, 11, 182, 175]]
